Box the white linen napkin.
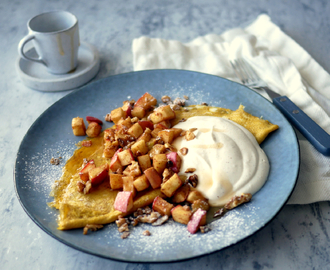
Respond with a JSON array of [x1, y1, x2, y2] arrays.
[[132, 14, 330, 204]]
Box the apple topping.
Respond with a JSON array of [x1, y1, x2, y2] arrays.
[[72, 117, 86, 136]]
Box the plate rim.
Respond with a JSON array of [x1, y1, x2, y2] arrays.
[[13, 69, 300, 263]]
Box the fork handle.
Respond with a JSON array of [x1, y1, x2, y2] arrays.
[[273, 96, 330, 156]]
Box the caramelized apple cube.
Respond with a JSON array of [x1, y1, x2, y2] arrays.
[[191, 199, 210, 213], [86, 122, 102, 138], [154, 120, 171, 129], [122, 101, 132, 117], [138, 120, 154, 131], [171, 205, 192, 225], [149, 144, 166, 159], [187, 190, 207, 203], [123, 175, 136, 197], [158, 129, 175, 144], [72, 117, 86, 136], [149, 105, 176, 124], [152, 154, 167, 174], [137, 154, 152, 172], [144, 167, 162, 189], [110, 173, 124, 190], [88, 164, 109, 186], [86, 116, 103, 125], [131, 106, 146, 119], [134, 92, 157, 110], [127, 123, 144, 139], [131, 140, 149, 156], [114, 191, 134, 213], [172, 184, 190, 203], [133, 174, 150, 191], [79, 160, 96, 182], [151, 127, 165, 138], [161, 173, 182, 197], [109, 148, 123, 172], [137, 128, 152, 143], [152, 196, 173, 216], [116, 117, 132, 130], [187, 208, 207, 234], [117, 149, 134, 166], [110, 107, 125, 124], [166, 152, 181, 173]]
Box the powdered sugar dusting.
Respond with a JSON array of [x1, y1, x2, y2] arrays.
[[18, 140, 76, 198]]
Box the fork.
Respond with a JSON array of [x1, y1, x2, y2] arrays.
[[230, 58, 330, 156]]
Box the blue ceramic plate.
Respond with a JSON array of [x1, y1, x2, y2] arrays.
[[14, 70, 299, 262]]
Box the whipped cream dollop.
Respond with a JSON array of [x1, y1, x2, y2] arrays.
[[173, 116, 269, 206]]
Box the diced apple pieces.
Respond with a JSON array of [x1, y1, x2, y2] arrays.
[[191, 199, 210, 213], [172, 184, 190, 203], [149, 144, 166, 159], [171, 205, 192, 225], [117, 149, 134, 166], [133, 174, 150, 191], [123, 175, 136, 197], [161, 173, 182, 197], [144, 167, 162, 189], [137, 128, 152, 143], [86, 116, 103, 125], [116, 117, 132, 131], [152, 196, 174, 216], [134, 92, 157, 110], [88, 164, 109, 186], [79, 160, 96, 182], [110, 173, 124, 190], [152, 154, 167, 174], [138, 120, 154, 131], [187, 208, 207, 234], [72, 117, 86, 136], [137, 154, 152, 172], [109, 148, 123, 172], [166, 152, 181, 173], [187, 190, 207, 203], [149, 105, 176, 124], [131, 140, 149, 156], [122, 101, 132, 117], [114, 191, 134, 213], [127, 123, 144, 139], [131, 106, 146, 119], [110, 107, 126, 124], [86, 122, 102, 137]]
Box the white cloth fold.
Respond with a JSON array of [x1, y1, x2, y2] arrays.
[[132, 14, 330, 204]]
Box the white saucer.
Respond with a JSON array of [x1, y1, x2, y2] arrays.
[[16, 42, 100, 91]]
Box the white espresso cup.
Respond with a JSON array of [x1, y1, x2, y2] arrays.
[[18, 11, 80, 74]]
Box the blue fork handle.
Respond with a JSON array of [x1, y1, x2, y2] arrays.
[[273, 96, 330, 156]]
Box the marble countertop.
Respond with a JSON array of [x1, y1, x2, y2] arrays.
[[2, 0, 330, 269]]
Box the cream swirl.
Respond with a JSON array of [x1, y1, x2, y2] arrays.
[[173, 116, 269, 206]]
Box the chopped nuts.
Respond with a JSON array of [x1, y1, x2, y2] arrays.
[[105, 113, 112, 122], [121, 232, 130, 239], [186, 174, 198, 188], [143, 230, 151, 236], [50, 157, 60, 165], [225, 193, 252, 210], [161, 95, 171, 103], [185, 168, 196, 173], [180, 147, 188, 155], [83, 224, 103, 235]]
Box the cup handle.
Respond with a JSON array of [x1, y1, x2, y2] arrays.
[[18, 34, 46, 65]]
